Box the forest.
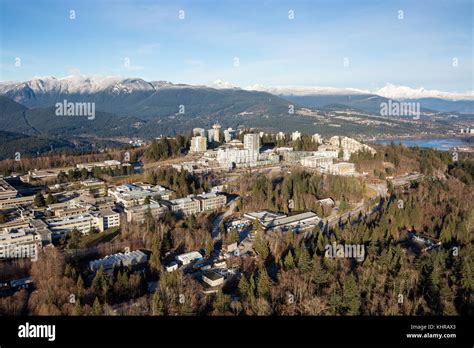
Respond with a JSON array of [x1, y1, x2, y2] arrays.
[[0, 145, 472, 317]]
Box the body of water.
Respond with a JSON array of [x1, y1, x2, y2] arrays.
[[374, 137, 468, 151]]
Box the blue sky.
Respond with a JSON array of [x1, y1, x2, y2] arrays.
[[0, 0, 472, 91]]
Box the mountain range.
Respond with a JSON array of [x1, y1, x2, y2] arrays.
[[1, 76, 473, 116], [0, 76, 472, 160]]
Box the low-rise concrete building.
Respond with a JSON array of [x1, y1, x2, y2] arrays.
[[89, 250, 148, 272], [327, 162, 356, 176], [195, 193, 227, 212], [96, 209, 120, 230], [202, 270, 224, 287], [77, 160, 122, 171], [0, 178, 18, 200], [45, 213, 101, 237], [175, 251, 203, 265], [165, 262, 178, 272], [0, 195, 35, 210], [0, 227, 41, 260], [245, 210, 321, 233], [301, 154, 334, 168], [165, 196, 201, 216], [125, 202, 168, 223], [110, 183, 173, 208]]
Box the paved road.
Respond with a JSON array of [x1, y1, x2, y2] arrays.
[[390, 173, 424, 187], [325, 201, 365, 228], [367, 183, 387, 197], [325, 198, 383, 229], [211, 198, 238, 241]]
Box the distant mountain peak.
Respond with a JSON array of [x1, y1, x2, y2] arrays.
[[2, 76, 473, 101], [244, 84, 371, 96], [211, 79, 239, 89], [375, 83, 474, 101], [0, 75, 158, 95], [241, 83, 474, 101]]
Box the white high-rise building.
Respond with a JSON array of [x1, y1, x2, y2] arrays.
[[329, 136, 340, 147], [312, 133, 322, 144], [276, 132, 285, 140], [301, 155, 333, 168], [190, 136, 207, 153], [291, 131, 301, 141], [213, 124, 221, 142], [193, 128, 206, 136], [224, 128, 235, 142], [207, 129, 214, 142], [244, 133, 260, 152]]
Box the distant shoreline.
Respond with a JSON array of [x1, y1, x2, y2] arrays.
[[370, 136, 473, 152], [369, 134, 471, 142]]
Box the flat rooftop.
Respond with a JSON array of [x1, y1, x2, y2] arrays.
[[0, 178, 16, 194], [126, 203, 164, 212], [263, 212, 320, 229], [203, 270, 224, 281], [244, 211, 285, 222]]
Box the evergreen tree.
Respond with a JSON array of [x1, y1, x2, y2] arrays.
[[249, 274, 257, 301], [46, 193, 57, 205], [34, 192, 46, 207], [76, 275, 84, 297], [253, 233, 270, 263], [283, 251, 295, 271], [73, 299, 82, 316], [205, 235, 214, 257], [343, 274, 361, 315], [256, 267, 271, 299], [329, 289, 342, 315], [149, 240, 162, 273], [92, 297, 103, 315], [213, 290, 226, 314], [297, 247, 311, 272], [152, 290, 164, 315]]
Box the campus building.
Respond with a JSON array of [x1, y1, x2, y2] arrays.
[[89, 250, 148, 272], [0, 227, 42, 260], [164, 196, 201, 216], [243, 133, 260, 152], [110, 183, 173, 208], [125, 202, 168, 223], [195, 192, 227, 212], [190, 136, 208, 153]]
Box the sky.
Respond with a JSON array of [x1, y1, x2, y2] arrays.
[[0, 0, 472, 92]]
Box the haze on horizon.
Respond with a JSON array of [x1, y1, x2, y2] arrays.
[[0, 0, 472, 93]]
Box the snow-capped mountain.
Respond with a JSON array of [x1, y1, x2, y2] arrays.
[[0, 76, 472, 114], [0, 75, 157, 96], [374, 83, 474, 101], [0, 75, 294, 120], [210, 79, 239, 89], [241, 83, 474, 113], [2, 75, 472, 100], [242, 83, 474, 101], [244, 84, 370, 96]]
